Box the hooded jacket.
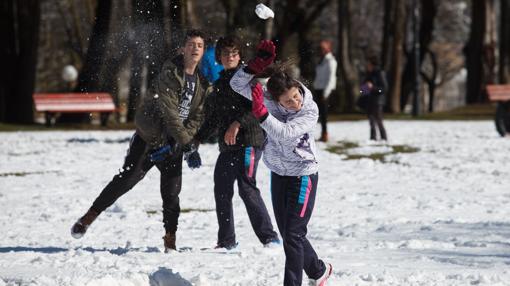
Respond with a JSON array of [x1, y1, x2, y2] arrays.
[[197, 67, 266, 152], [230, 68, 319, 176], [135, 55, 212, 148], [312, 52, 337, 98]]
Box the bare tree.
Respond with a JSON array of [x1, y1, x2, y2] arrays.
[[0, 0, 40, 123], [381, 0, 395, 72], [400, 0, 437, 112], [275, 0, 332, 57], [74, 0, 112, 93], [464, 0, 497, 103], [127, 0, 166, 122], [387, 0, 407, 113], [337, 0, 359, 112], [500, 0, 510, 84]]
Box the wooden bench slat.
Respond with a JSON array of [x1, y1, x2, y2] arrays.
[[33, 93, 117, 112]]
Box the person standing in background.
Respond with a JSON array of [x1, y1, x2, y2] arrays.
[[312, 40, 337, 142], [362, 55, 388, 141]]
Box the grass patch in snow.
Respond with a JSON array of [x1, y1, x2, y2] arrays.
[[0, 170, 61, 177], [326, 140, 420, 163], [146, 208, 214, 216]]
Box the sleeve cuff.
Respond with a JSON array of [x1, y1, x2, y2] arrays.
[[258, 112, 269, 123]]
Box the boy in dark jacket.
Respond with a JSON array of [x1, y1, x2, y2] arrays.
[[196, 35, 279, 249], [71, 29, 212, 252], [362, 55, 388, 141]]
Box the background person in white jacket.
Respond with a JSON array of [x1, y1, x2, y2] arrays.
[[230, 40, 332, 286], [312, 40, 337, 142]]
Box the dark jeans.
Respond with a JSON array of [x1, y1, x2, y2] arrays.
[[270, 172, 325, 286], [313, 90, 328, 134], [367, 104, 387, 140], [214, 147, 278, 247], [91, 133, 183, 233]]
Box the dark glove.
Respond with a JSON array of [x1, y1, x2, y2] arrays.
[[184, 150, 202, 169], [149, 144, 173, 162], [182, 141, 201, 169], [245, 40, 276, 75]]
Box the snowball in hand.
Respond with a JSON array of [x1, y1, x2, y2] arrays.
[[62, 65, 78, 82], [255, 3, 274, 19]]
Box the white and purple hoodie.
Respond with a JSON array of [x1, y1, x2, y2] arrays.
[[230, 68, 319, 177]]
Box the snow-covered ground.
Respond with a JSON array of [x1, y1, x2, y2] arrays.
[[1, 120, 510, 286]]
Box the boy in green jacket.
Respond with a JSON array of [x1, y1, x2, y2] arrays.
[[71, 29, 212, 252]]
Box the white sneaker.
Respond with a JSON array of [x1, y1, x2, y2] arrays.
[[314, 263, 332, 286]]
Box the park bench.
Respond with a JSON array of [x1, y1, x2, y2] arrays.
[[486, 84, 510, 137], [33, 92, 117, 126]]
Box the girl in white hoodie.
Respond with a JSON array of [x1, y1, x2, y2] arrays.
[[230, 40, 332, 286]]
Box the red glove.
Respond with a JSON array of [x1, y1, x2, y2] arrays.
[[251, 83, 268, 119], [246, 40, 276, 75]]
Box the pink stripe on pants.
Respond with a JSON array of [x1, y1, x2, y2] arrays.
[[299, 179, 312, 217]]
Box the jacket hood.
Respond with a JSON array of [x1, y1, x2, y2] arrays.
[[271, 83, 312, 117]]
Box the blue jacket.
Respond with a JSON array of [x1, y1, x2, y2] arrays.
[[200, 46, 224, 83]]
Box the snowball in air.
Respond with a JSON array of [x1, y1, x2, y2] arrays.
[[255, 4, 274, 19], [62, 65, 78, 82]]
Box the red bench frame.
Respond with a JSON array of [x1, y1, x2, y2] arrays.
[[33, 93, 118, 126], [487, 84, 510, 102]]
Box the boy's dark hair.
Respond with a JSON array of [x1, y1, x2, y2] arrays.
[[215, 35, 243, 63], [184, 29, 207, 43], [265, 63, 301, 101]]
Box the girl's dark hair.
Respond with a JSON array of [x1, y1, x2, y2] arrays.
[[265, 63, 301, 101], [215, 35, 243, 63]]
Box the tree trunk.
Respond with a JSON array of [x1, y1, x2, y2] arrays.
[[274, 0, 332, 60], [483, 0, 497, 86], [464, 0, 496, 103], [381, 0, 394, 72], [501, 0, 510, 84], [169, 0, 185, 53], [388, 0, 406, 113], [420, 49, 438, 112], [74, 0, 112, 93], [298, 32, 315, 83], [0, 0, 40, 124], [399, 0, 437, 112], [127, 0, 166, 122], [338, 0, 359, 112]]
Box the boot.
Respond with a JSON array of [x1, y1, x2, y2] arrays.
[[319, 132, 328, 142], [71, 208, 99, 239], [163, 232, 176, 252]]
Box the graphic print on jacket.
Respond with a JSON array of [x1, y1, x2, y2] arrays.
[[178, 73, 196, 121], [293, 133, 316, 162]]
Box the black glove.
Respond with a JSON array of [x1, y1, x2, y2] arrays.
[[184, 150, 202, 169], [182, 141, 201, 169], [149, 144, 173, 162]]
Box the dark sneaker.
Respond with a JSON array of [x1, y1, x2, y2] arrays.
[[163, 232, 176, 253], [71, 209, 99, 239], [215, 242, 238, 250], [263, 238, 281, 248]]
